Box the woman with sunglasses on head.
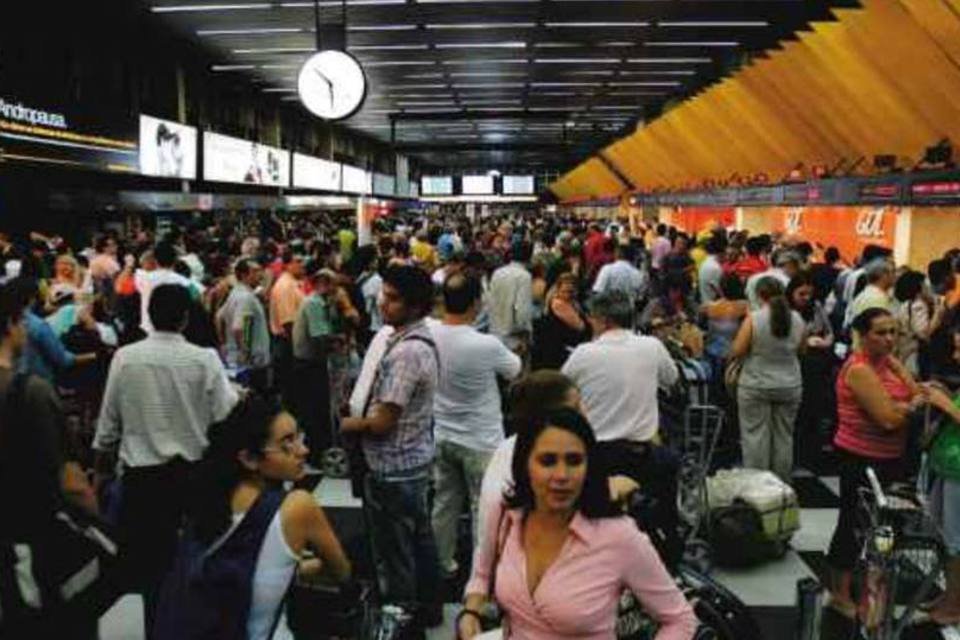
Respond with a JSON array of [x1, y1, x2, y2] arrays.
[[154, 397, 351, 640], [459, 408, 696, 640]]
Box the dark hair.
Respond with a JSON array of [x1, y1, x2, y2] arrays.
[[235, 258, 254, 279], [852, 307, 893, 337], [382, 265, 434, 318], [505, 408, 619, 519], [755, 276, 792, 339], [443, 272, 481, 315], [94, 236, 114, 253], [705, 233, 727, 256], [510, 241, 533, 263], [508, 371, 577, 427], [190, 396, 281, 544], [719, 273, 745, 300], [928, 259, 951, 289], [173, 260, 191, 279], [786, 271, 815, 320], [656, 223, 666, 236], [616, 243, 637, 263], [155, 241, 177, 268], [745, 236, 765, 257], [149, 284, 192, 332], [825, 247, 841, 264], [355, 244, 378, 271], [894, 270, 925, 303], [861, 244, 892, 265]]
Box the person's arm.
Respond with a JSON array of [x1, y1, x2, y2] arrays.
[[623, 528, 698, 640], [846, 362, 916, 431], [911, 300, 934, 341], [342, 343, 422, 434], [283, 490, 352, 581], [341, 402, 401, 435], [592, 265, 608, 294], [206, 351, 241, 422], [34, 322, 79, 371], [551, 298, 586, 332], [493, 340, 523, 381], [729, 313, 753, 359], [655, 339, 680, 389], [514, 275, 534, 334], [92, 353, 123, 483], [459, 502, 508, 640]]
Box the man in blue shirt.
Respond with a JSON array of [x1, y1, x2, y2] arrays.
[[14, 278, 95, 384]]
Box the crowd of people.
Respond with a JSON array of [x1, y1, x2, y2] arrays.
[[5, 208, 960, 638]]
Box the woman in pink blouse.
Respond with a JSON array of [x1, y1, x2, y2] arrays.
[[458, 408, 697, 640]]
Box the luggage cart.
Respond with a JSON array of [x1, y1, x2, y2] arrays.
[[675, 404, 727, 554], [320, 348, 360, 479]]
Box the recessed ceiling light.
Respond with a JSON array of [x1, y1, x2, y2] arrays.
[[627, 57, 712, 63], [350, 44, 430, 51], [348, 24, 419, 31], [210, 64, 256, 71], [543, 22, 649, 28], [232, 47, 313, 54], [645, 41, 739, 47], [199, 27, 305, 36], [436, 42, 527, 49], [658, 21, 769, 28], [607, 81, 682, 87], [151, 3, 270, 12], [426, 22, 536, 29]]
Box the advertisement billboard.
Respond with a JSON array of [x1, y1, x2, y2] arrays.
[[462, 174, 494, 195], [342, 164, 372, 194], [203, 132, 289, 187], [292, 153, 341, 191], [139, 115, 197, 179], [502, 175, 535, 195], [421, 176, 453, 196]]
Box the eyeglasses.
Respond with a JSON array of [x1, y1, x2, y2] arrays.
[[263, 432, 307, 455]]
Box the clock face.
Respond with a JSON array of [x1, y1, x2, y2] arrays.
[[297, 50, 367, 121]]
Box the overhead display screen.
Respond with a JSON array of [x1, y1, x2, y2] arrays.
[[139, 115, 197, 179], [292, 153, 341, 191], [462, 174, 494, 195], [0, 93, 138, 173], [203, 132, 289, 187], [373, 173, 396, 196], [421, 175, 453, 196], [342, 164, 372, 194], [502, 175, 535, 195]]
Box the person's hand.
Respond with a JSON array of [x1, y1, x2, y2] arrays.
[[807, 336, 826, 349], [609, 475, 640, 503], [297, 557, 325, 582], [456, 612, 483, 640]]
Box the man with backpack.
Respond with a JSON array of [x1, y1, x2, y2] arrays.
[[341, 265, 442, 633]]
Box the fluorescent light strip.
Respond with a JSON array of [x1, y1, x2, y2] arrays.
[[607, 91, 667, 96], [396, 101, 459, 106], [592, 105, 640, 110], [534, 42, 580, 48], [658, 21, 769, 27], [260, 64, 299, 69], [435, 42, 527, 49], [405, 73, 445, 79], [619, 70, 695, 76], [401, 108, 464, 113], [567, 71, 615, 76], [533, 58, 619, 64], [601, 42, 636, 47], [382, 84, 448, 89], [441, 59, 528, 65], [543, 21, 649, 28], [627, 57, 712, 63], [365, 61, 437, 67], [151, 3, 270, 12], [607, 81, 682, 86], [263, 87, 296, 93], [350, 44, 430, 51], [385, 93, 455, 98], [645, 41, 739, 47], [425, 22, 536, 29], [536, 91, 577, 96], [348, 24, 419, 31], [281, 0, 405, 5], [452, 82, 525, 88], [199, 27, 303, 36], [530, 82, 603, 87], [211, 64, 256, 71], [233, 47, 313, 54], [449, 72, 527, 77], [470, 107, 523, 112]]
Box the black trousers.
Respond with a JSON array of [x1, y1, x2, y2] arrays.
[[118, 459, 194, 639], [292, 358, 332, 464], [827, 448, 903, 570]]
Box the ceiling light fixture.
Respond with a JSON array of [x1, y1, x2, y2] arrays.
[[263, 87, 298, 93], [233, 47, 314, 54], [534, 42, 581, 48], [199, 27, 304, 35], [607, 81, 682, 87], [151, 3, 270, 12], [645, 41, 739, 47], [627, 57, 712, 63], [260, 64, 301, 69], [404, 73, 445, 78], [435, 42, 527, 49], [619, 70, 695, 76], [452, 82, 526, 88], [449, 72, 526, 77], [658, 20, 769, 27], [533, 58, 619, 64], [441, 58, 528, 65], [364, 61, 437, 66], [426, 22, 536, 29], [349, 44, 430, 50], [348, 24, 419, 31], [543, 21, 649, 28], [210, 64, 257, 71]]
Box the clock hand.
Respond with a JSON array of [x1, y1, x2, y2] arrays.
[[314, 68, 334, 93]]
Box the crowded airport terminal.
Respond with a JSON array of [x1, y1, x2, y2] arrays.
[[7, 1, 960, 639]]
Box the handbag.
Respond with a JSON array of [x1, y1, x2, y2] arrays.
[[0, 374, 122, 635]]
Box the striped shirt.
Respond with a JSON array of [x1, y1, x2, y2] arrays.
[[94, 332, 240, 467], [834, 352, 912, 459]]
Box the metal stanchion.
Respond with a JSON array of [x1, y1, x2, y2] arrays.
[[796, 577, 823, 640]]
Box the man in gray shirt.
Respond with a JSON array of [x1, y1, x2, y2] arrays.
[[217, 258, 270, 392]]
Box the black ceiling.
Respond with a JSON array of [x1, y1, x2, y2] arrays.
[[144, 0, 855, 172]]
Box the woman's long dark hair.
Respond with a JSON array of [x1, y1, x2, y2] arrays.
[[505, 408, 619, 519], [756, 276, 792, 338], [786, 271, 815, 322], [189, 395, 280, 545]]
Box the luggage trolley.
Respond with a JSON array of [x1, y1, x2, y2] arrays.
[[320, 348, 361, 479], [675, 404, 727, 556]]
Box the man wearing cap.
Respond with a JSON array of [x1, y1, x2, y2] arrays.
[[746, 249, 800, 309]]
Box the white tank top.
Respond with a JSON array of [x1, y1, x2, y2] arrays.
[[232, 507, 300, 640]]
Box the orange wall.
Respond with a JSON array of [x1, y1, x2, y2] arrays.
[[658, 207, 735, 234], [769, 206, 898, 265], [906, 207, 960, 269]]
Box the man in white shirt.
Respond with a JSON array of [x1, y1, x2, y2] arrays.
[[745, 250, 800, 309], [593, 243, 647, 309], [136, 241, 199, 333], [487, 241, 534, 353], [429, 273, 522, 577], [698, 234, 726, 304], [94, 284, 239, 635], [562, 289, 683, 564]]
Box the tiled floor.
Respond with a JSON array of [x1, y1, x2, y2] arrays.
[[98, 469, 954, 640]]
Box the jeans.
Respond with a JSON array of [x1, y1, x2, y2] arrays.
[[738, 385, 802, 482], [363, 465, 441, 611], [827, 449, 903, 570], [431, 440, 493, 574]]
